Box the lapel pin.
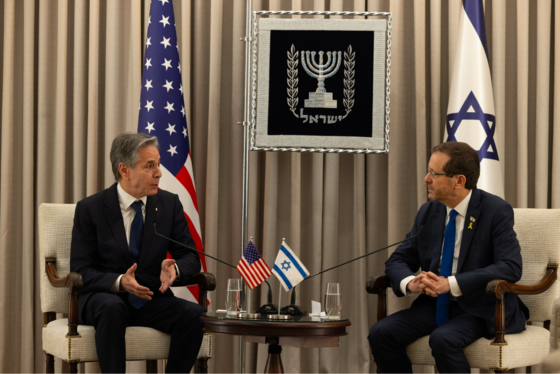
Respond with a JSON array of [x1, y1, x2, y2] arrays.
[[468, 222, 474, 229], [470, 216, 475, 222]]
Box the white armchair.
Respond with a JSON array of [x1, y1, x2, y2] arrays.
[[366, 208, 560, 372], [39, 203, 215, 373]]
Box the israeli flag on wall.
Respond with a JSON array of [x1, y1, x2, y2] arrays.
[[445, 0, 504, 198], [272, 241, 310, 292]]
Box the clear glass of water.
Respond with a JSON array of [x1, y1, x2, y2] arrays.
[[324, 283, 341, 320], [226, 279, 241, 315]]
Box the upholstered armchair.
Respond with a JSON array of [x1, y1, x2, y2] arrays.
[[39, 203, 216, 373], [366, 208, 560, 373]]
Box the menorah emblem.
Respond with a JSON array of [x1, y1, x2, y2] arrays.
[[301, 51, 342, 108]]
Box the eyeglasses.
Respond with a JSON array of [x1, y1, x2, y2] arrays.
[[427, 168, 449, 179]]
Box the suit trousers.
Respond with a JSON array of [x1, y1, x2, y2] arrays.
[[368, 296, 487, 373], [81, 292, 205, 373]]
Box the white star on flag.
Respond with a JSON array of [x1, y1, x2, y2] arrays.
[[164, 101, 175, 113], [162, 58, 172, 70], [181, 106, 185, 117], [161, 36, 171, 49], [159, 0, 169, 5], [179, 84, 183, 94], [146, 37, 151, 48], [182, 127, 187, 138], [167, 144, 177, 156], [160, 15, 170, 27], [146, 122, 155, 133], [166, 123, 176, 135], [145, 100, 154, 112], [177, 62, 181, 73], [145, 58, 152, 69], [163, 80, 174, 92], [145, 79, 153, 91]]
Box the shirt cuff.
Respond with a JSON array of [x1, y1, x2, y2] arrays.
[[174, 263, 181, 280], [400, 275, 416, 296], [112, 274, 124, 293], [448, 276, 462, 296]]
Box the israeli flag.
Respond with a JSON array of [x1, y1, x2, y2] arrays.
[[445, 0, 504, 198], [272, 241, 310, 292]]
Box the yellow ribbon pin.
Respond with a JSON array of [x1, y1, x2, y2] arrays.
[[468, 222, 474, 229]]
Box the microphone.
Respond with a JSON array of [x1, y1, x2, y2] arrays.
[[306, 201, 434, 280], [255, 280, 279, 314], [153, 207, 237, 269]]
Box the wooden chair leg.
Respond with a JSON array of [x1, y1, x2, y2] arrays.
[[197, 358, 208, 373], [45, 353, 55, 373], [68, 362, 78, 373], [146, 359, 158, 373]]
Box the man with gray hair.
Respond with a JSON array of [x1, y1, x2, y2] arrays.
[[71, 132, 204, 373]]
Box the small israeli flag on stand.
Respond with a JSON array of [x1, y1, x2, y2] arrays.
[[272, 240, 310, 292], [445, 0, 504, 198]]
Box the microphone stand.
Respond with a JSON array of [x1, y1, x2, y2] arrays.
[[280, 286, 306, 316], [255, 280, 278, 314], [306, 202, 434, 280]]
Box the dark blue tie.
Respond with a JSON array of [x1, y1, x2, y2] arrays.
[[436, 209, 458, 326], [128, 200, 146, 309]]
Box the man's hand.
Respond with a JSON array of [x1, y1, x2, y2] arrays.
[[419, 271, 451, 297], [120, 263, 154, 301], [406, 272, 428, 293], [159, 259, 177, 293]]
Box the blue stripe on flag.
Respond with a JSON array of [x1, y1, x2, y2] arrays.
[[273, 264, 293, 290], [280, 245, 308, 279], [463, 0, 488, 59]]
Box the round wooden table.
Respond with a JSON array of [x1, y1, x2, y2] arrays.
[[201, 313, 351, 373]]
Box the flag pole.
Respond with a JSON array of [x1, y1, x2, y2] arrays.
[[278, 286, 282, 316], [240, 0, 253, 372]]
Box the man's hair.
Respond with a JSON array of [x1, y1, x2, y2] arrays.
[[110, 132, 159, 182], [431, 142, 480, 190]]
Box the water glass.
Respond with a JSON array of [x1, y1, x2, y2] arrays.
[[324, 283, 341, 320], [226, 279, 241, 315]]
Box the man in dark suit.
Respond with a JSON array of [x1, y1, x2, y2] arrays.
[[368, 142, 529, 373], [71, 132, 204, 373]]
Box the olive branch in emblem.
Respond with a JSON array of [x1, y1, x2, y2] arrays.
[[343, 45, 355, 119], [287, 44, 299, 118]]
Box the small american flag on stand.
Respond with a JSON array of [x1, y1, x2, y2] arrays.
[[237, 240, 272, 289], [137, 0, 208, 303]]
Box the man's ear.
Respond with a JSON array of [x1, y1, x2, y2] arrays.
[[455, 175, 467, 190], [118, 163, 128, 180]]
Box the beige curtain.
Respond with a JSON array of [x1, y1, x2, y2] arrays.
[[1, 0, 560, 372]]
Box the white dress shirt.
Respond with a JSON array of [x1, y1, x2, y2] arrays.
[[400, 190, 473, 297]]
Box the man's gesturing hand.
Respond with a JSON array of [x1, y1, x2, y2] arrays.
[[420, 271, 451, 297], [159, 259, 177, 293], [120, 263, 153, 301]]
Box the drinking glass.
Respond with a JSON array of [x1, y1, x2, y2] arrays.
[[226, 279, 241, 315], [324, 283, 341, 320]]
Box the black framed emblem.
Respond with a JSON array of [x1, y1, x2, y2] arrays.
[[250, 13, 392, 153]]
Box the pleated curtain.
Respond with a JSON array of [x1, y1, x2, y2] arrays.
[[1, 0, 560, 372]]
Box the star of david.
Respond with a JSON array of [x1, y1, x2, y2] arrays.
[[446, 91, 499, 162], [281, 260, 291, 271]]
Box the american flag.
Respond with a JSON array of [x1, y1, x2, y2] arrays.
[[237, 241, 272, 290], [137, 0, 207, 303]]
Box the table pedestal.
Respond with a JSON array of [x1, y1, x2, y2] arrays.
[[263, 337, 283, 373]]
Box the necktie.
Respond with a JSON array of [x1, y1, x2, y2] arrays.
[[128, 200, 146, 309], [435, 209, 458, 326]]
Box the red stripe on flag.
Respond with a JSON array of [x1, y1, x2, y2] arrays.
[[237, 260, 257, 289], [176, 164, 199, 212]]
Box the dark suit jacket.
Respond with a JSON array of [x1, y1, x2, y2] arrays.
[[70, 183, 201, 321], [386, 188, 529, 336]]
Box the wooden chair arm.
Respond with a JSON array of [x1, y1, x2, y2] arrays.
[[45, 258, 82, 336], [189, 272, 216, 312], [366, 274, 390, 320], [365, 274, 390, 294], [485, 264, 558, 344]]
